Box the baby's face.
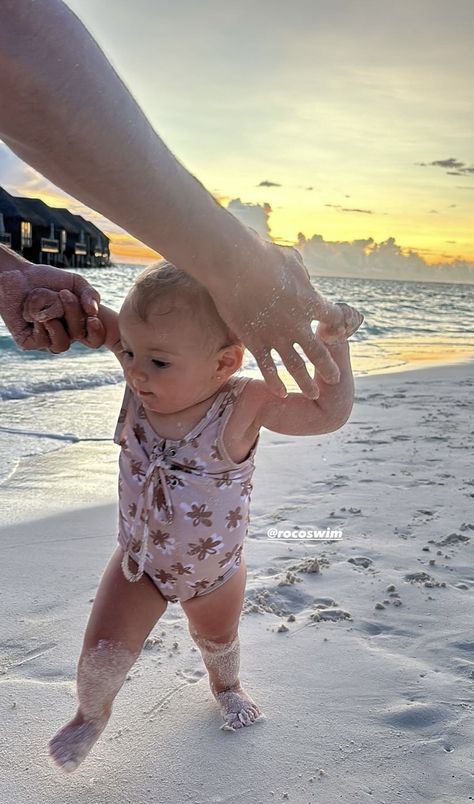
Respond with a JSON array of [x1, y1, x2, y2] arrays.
[[118, 299, 222, 415]]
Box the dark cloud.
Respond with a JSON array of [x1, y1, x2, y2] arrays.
[[342, 207, 373, 214], [324, 203, 373, 214], [432, 158, 465, 169], [417, 158, 474, 176], [257, 180, 281, 187]]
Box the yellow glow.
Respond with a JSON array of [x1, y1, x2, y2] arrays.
[[9, 185, 473, 268]]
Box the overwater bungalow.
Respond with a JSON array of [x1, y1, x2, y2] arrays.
[[0, 187, 110, 267]]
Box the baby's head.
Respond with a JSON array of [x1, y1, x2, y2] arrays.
[[118, 260, 244, 414]]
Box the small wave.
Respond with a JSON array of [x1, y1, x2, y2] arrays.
[[0, 371, 124, 401], [0, 426, 80, 442], [0, 334, 22, 354], [358, 323, 384, 336]]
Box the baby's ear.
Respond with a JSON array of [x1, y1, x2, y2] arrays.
[[218, 342, 243, 373]]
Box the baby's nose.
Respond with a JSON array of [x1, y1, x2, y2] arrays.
[[128, 362, 148, 381]]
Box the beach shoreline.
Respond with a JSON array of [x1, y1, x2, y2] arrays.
[[1, 360, 473, 802]]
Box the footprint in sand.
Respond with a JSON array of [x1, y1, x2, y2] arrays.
[[176, 668, 206, 684], [309, 600, 352, 622], [429, 532, 470, 546], [348, 556, 373, 569], [379, 702, 452, 731], [404, 571, 446, 588]]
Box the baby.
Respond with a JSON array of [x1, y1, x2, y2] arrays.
[[48, 260, 363, 773]]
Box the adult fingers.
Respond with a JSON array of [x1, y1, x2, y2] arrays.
[[59, 289, 87, 340], [277, 344, 320, 399], [297, 329, 341, 386], [252, 347, 288, 399], [70, 274, 101, 316]]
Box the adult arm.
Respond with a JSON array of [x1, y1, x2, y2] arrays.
[[0, 0, 358, 397]]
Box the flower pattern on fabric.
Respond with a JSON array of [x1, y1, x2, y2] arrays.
[[133, 423, 147, 445], [170, 561, 195, 577], [130, 460, 146, 481], [216, 472, 232, 489], [153, 568, 176, 589], [218, 543, 243, 568], [150, 528, 176, 554], [185, 503, 213, 528], [226, 507, 243, 529], [210, 442, 223, 461], [180, 457, 206, 473], [187, 535, 224, 561], [240, 479, 252, 497]]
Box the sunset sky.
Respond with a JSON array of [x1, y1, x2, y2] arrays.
[[1, 0, 473, 281]]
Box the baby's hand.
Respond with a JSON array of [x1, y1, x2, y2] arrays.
[[316, 302, 364, 345]]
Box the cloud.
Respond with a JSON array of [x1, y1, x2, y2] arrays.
[[257, 180, 281, 187], [226, 198, 273, 240], [417, 157, 474, 175], [325, 203, 374, 214], [296, 233, 474, 284]]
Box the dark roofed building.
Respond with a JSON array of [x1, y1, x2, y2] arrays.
[[0, 187, 110, 268]]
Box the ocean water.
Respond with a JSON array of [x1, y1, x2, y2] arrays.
[[1, 265, 473, 486]]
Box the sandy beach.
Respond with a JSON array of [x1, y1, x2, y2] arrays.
[[1, 360, 473, 804]]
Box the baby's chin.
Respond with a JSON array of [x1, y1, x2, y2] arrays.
[[138, 393, 179, 415]]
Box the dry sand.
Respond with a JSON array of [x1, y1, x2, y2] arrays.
[[1, 361, 473, 803]]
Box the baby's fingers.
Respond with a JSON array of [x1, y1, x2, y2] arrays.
[[80, 316, 107, 349], [23, 287, 64, 323], [335, 303, 364, 339]]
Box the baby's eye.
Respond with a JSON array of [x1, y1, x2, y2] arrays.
[[152, 359, 170, 369]]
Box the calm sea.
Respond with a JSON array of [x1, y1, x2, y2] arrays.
[[0, 265, 473, 485]]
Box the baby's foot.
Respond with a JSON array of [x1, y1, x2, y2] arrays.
[[48, 711, 109, 773], [214, 683, 266, 731]]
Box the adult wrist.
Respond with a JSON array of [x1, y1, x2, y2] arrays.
[[187, 208, 264, 295]]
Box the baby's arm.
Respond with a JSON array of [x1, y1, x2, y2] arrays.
[[82, 304, 123, 362], [245, 341, 354, 436]]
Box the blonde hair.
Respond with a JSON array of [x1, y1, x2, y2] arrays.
[[127, 260, 242, 353]]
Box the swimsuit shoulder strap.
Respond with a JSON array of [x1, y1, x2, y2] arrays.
[[113, 384, 134, 444]]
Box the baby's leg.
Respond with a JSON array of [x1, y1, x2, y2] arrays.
[[49, 546, 168, 772], [181, 558, 265, 731]]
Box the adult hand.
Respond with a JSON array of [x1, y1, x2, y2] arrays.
[[0, 245, 103, 351], [23, 288, 106, 352], [207, 237, 361, 399]]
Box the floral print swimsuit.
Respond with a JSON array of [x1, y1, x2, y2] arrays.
[[113, 375, 259, 603]]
